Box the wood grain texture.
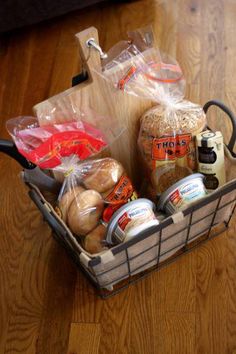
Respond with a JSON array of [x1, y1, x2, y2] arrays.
[[67, 323, 101, 354], [36, 243, 76, 354], [200, 0, 226, 138], [156, 313, 196, 354], [226, 224, 236, 354], [1, 1, 236, 354], [196, 236, 228, 354], [224, 0, 236, 154]]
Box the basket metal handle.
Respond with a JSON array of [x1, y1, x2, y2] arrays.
[[0, 139, 35, 169], [203, 100, 236, 155]]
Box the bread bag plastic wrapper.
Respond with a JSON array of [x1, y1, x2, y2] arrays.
[[98, 27, 207, 196], [6, 108, 122, 169], [55, 156, 138, 246]]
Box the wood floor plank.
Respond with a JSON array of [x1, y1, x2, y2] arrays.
[[151, 254, 196, 313], [196, 236, 228, 354], [177, 0, 201, 86], [223, 0, 236, 93], [0, 165, 28, 353], [226, 223, 236, 353], [224, 0, 236, 152], [67, 323, 101, 354], [36, 241, 77, 354], [72, 272, 103, 323], [128, 279, 157, 354], [3, 210, 52, 354], [0, 30, 48, 353], [200, 0, 226, 102], [129, 311, 196, 354], [154, 0, 178, 58], [98, 288, 133, 354], [158, 313, 196, 354], [226, 250, 236, 310]]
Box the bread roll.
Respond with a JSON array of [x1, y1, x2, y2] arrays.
[[67, 190, 104, 236], [83, 158, 124, 193], [58, 185, 85, 222], [140, 101, 206, 138], [101, 187, 114, 199], [83, 224, 107, 254], [151, 164, 191, 194]]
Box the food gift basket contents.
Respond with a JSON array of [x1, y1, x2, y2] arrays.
[[1, 26, 236, 298]]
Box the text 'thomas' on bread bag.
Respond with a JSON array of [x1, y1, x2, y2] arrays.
[[99, 28, 206, 197]]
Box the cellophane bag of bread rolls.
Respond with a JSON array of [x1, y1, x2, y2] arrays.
[[55, 155, 137, 253], [99, 27, 207, 197]]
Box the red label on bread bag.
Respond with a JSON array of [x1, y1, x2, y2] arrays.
[[152, 134, 192, 161], [102, 175, 138, 223], [104, 175, 137, 204]]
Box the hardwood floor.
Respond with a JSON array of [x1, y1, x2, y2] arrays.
[[1, 0, 236, 353]]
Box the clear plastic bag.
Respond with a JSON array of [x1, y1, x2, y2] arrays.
[[99, 27, 207, 196], [6, 108, 123, 169], [6, 105, 135, 253], [55, 156, 137, 253]]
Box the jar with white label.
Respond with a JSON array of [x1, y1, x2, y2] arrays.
[[157, 173, 208, 214], [196, 130, 226, 190]]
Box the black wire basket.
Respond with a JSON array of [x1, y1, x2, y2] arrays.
[[1, 99, 236, 299]]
